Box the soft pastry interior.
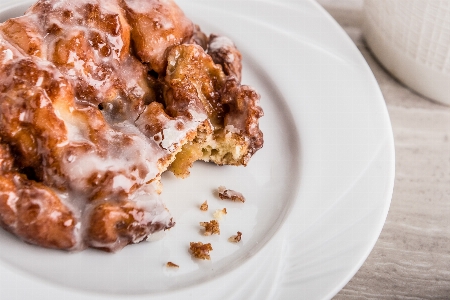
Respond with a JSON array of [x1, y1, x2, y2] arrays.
[[0, 0, 263, 252]]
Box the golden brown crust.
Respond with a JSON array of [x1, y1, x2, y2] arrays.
[[86, 201, 173, 251], [0, 139, 77, 250], [207, 34, 242, 82], [0, 0, 263, 252], [14, 178, 78, 249], [24, 0, 153, 118], [165, 44, 264, 176], [0, 173, 78, 250], [0, 16, 45, 58], [119, 0, 194, 73], [220, 79, 264, 161], [164, 44, 227, 125], [0, 54, 73, 188], [0, 1, 179, 251]]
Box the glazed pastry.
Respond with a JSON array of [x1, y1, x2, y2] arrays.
[[0, 0, 263, 252]]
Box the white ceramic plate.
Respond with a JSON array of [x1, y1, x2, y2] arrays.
[[0, 0, 395, 299]]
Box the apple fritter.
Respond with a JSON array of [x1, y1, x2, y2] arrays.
[[0, 0, 263, 252]]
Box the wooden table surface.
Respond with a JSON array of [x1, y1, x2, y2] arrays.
[[314, 1, 450, 299]]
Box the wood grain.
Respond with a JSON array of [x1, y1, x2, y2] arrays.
[[315, 1, 450, 299]]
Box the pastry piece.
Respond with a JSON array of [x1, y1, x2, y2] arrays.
[[166, 44, 264, 177], [0, 37, 174, 251], [189, 241, 213, 260], [0, 143, 79, 250], [0, 14, 46, 58], [0, 0, 189, 252], [120, 0, 194, 73], [218, 186, 246, 202], [23, 0, 152, 120], [200, 200, 208, 211], [0, 0, 263, 252], [208, 34, 242, 82], [166, 261, 179, 268], [199, 220, 220, 236]]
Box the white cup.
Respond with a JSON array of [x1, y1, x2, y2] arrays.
[[363, 0, 450, 105]]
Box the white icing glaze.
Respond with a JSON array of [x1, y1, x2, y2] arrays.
[[123, 0, 172, 17], [132, 182, 172, 225], [158, 110, 207, 152], [64, 121, 88, 143], [224, 124, 240, 134], [218, 186, 245, 202], [0, 0, 252, 252], [0, 29, 177, 250], [50, 211, 62, 220], [112, 174, 134, 192], [226, 53, 235, 63], [2, 49, 13, 63], [35, 76, 43, 87], [6, 192, 18, 213], [209, 36, 234, 52]]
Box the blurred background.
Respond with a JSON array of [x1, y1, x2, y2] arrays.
[[315, 0, 450, 299]]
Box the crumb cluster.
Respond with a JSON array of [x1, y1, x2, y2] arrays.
[[189, 187, 245, 261], [218, 186, 246, 203], [200, 220, 220, 236], [166, 262, 179, 268], [228, 231, 242, 243], [213, 208, 227, 220], [189, 242, 213, 260], [200, 201, 208, 211], [0, 0, 262, 253]]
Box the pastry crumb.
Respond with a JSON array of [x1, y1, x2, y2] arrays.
[[166, 261, 179, 268], [189, 242, 213, 260], [213, 208, 227, 220], [228, 231, 242, 243], [200, 200, 208, 211], [218, 186, 245, 202], [200, 220, 220, 235]]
